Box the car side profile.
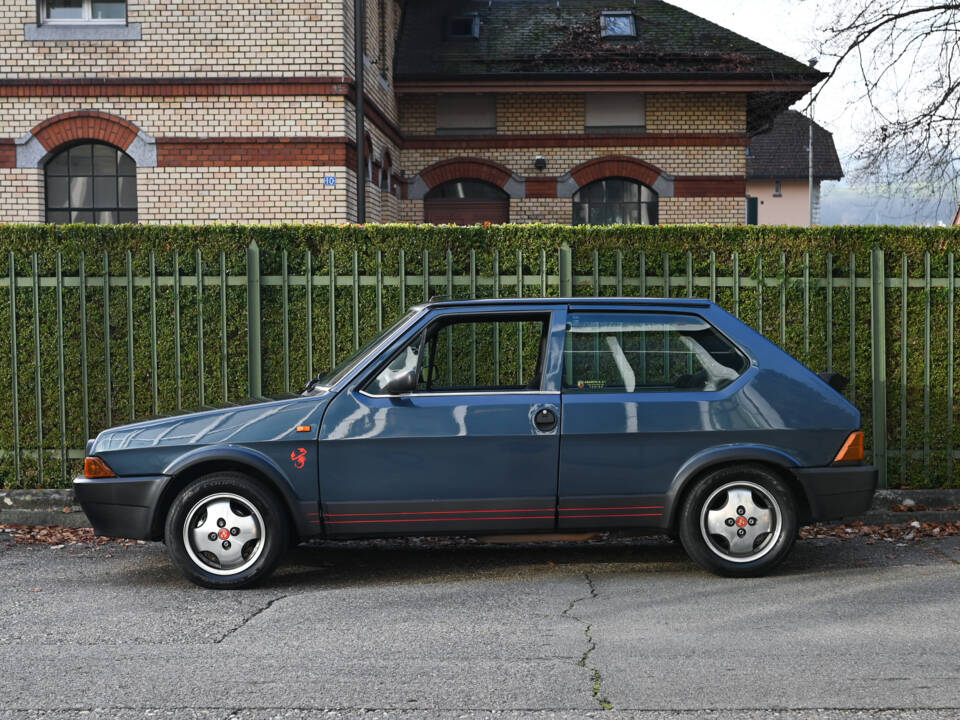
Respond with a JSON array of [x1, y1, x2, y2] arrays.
[[74, 297, 877, 588]]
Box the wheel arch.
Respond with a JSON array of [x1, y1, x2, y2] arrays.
[[150, 447, 306, 541], [665, 445, 811, 529]]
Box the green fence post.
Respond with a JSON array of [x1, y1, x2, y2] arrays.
[[559, 244, 572, 297], [246, 241, 262, 398], [870, 247, 888, 488]]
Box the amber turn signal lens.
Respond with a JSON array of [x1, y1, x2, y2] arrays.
[[84, 456, 117, 478], [296, 425, 312, 432], [833, 431, 864, 463]]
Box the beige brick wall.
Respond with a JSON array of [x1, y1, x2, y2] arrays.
[[647, 93, 746, 134], [399, 95, 435, 135], [0, 168, 44, 222], [0, 96, 349, 138], [659, 197, 746, 224], [510, 198, 572, 224], [138, 166, 351, 224], [399, 92, 746, 136], [497, 94, 584, 134], [398, 199, 424, 223], [0, 0, 349, 78], [402, 144, 745, 179]]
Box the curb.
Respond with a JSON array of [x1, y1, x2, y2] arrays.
[[2, 488, 960, 530]]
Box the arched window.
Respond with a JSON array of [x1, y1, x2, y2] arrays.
[[572, 178, 657, 225], [364, 134, 374, 183], [45, 142, 137, 224], [425, 180, 507, 200], [380, 151, 392, 192]]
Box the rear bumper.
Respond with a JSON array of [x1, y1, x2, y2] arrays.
[[793, 465, 878, 521], [73, 475, 169, 540]]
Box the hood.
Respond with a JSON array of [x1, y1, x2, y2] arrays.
[[90, 392, 334, 476]]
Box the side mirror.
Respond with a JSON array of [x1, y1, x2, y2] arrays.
[[380, 369, 418, 395]]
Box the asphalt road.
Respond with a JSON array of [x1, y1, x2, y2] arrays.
[[1, 530, 960, 720]]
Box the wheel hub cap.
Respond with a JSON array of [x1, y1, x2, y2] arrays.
[[700, 480, 782, 564], [182, 493, 266, 576]]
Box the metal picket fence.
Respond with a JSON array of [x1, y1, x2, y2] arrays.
[[0, 243, 957, 489]]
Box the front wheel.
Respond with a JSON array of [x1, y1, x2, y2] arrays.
[[678, 464, 797, 577], [165, 472, 289, 589]]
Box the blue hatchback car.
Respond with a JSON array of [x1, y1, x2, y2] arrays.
[[75, 297, 876, 587]]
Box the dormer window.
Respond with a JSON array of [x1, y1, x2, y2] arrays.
[[40, 0, 126, 23], [447, 13, 480, 39], [600, 11, 636, 38]]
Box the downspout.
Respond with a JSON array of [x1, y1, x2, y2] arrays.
[[355, 0, 366, 223]]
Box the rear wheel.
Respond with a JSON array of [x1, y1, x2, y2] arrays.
[[678, 464, 797, 577], [165, 472, 289, 589]]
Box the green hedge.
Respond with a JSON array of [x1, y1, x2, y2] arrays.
[[0, 222, 959, 490]]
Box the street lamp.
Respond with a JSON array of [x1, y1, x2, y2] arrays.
[[808, 57, 818, 227]]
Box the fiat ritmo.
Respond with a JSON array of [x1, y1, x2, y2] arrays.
[[75, 298, 877, 588]]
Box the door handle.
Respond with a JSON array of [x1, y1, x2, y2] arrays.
[[533, 408, 558, 432]]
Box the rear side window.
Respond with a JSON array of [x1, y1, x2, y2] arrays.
[[564, 312, 747, 393]]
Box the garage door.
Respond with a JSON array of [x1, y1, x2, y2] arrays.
[[423, 180, 510, 225]]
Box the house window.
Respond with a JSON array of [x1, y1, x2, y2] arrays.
[[436, 95, 496, 135], [446, 13, 479, 39], [40, 0, 126, 22], [45, 143, 137, 224], [585, 93, 645, 134], [573, 178, 658, 225], [773, 181, 782, 197], [380, 151, 392, 191], [600, 11, 636, 37]]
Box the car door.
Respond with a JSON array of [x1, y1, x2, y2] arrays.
[[317, 306, 566, 535], [557, 307, 751, 529]]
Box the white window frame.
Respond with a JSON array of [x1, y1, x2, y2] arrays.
[[39, 0, 126, 24], [773, 180, 782, 197], [600, 11, 636, 38]]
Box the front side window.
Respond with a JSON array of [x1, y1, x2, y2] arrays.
[[573, 178, 658, 225], [45, 142, 137, 224], [367, 314, 549, 394], [42, 0, 126, 22], [564, 312, 748, 393]]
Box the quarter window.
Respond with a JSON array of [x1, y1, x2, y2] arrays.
[[564, 312, 747, 393], [41, 0, 126, 22], [367, 314, 550, 394], [45, 142, 137, 225]]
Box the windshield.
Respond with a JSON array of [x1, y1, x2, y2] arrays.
[[311, 310, 418, 389]]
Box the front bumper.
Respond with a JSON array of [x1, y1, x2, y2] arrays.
[[73, 475, 169, 540], [793, 465, 878, 521]]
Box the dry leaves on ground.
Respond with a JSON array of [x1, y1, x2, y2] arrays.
[[800, 520, 960, 543], [0, 524, 140, 547]]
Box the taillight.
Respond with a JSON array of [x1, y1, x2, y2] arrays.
[[833, 431, 864, 463], [84, 456, 117, 478]]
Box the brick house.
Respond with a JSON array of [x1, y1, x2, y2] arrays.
[[746, 110, 843, 226], [0, 0, 822, 225]]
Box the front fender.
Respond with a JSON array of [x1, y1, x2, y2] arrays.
[[665, 444, 801, 526], [160, 445, 313, 539]]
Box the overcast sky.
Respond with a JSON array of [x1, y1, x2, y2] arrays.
[[668, 0, 857, 156]]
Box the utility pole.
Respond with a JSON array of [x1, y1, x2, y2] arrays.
[[354, 0, 366, 223], [808, 57, 818, 227]]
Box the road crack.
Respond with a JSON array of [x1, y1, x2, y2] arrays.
[[215, 593, 288, 644], [561, 573, 611, 710]]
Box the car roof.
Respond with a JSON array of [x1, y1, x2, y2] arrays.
[[412, 297, 714, 311]]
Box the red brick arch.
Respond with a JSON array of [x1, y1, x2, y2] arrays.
[[419, 158, 515, 191], [30, 111, 141, 154], [569, 156, 666, 191]]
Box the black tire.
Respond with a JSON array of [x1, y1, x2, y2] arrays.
[[164, 471, 289, 589], [678, 464, 797, 577]]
